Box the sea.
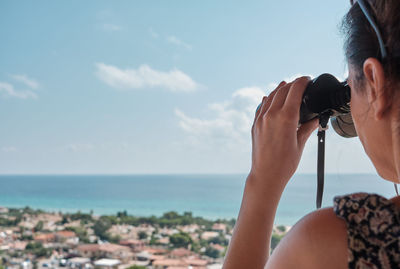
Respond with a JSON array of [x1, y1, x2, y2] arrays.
[[0, 174, 397, 225]]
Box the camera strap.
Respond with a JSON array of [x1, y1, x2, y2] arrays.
[[316, 112, 331, 209]]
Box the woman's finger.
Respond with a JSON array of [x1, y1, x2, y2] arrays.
[[257, 89, 276, 120], [283, 76, 311, 115], [254, 96, 267, 122], [258, 81, 286, 117], [267, 82, 293, 114], [254, 81, 286, 123]]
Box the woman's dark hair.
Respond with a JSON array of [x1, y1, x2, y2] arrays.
[[341, 0, 400, 86]]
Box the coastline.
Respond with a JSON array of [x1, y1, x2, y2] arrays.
[[0, 173, 395, 226]]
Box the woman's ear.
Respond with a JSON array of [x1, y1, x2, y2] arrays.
[[363, 57, 391, 119]]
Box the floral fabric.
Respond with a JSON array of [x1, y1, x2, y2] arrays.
[[333, 192, 400, 269]]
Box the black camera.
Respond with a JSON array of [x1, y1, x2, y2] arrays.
[[299, 73, 358, 208], [299, 73, 357, 138]]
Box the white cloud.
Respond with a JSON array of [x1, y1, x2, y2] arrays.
[[10, 74, 39, 89], [166, 35, 192, 50], [95, 63, 199, 92], [174, 74, 320, 149], [175, 86, 265, 151], [174, 74, 314, 149], [102, 23, 121, 32], [175, 74, 376, 173], [0, 82, 37, 99]]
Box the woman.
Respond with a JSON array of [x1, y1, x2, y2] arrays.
[[223, 0, 400, 268]]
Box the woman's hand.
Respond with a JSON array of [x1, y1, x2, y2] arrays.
[[250, 76, 319, 189], [223, 76, 319, 269]]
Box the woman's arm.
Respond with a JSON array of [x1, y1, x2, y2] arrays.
[[222, 173, 286, 268], [223, 77, 319, 269]]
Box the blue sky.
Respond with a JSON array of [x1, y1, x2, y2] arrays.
[[0, 0, 376, 174]]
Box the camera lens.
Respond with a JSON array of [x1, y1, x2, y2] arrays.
[[331, 114, 357, 138]]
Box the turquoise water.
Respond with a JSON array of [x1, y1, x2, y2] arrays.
[[0, 174, 396, 225]]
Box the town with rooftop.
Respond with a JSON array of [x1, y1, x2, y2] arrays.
[[0, 206, 290, 269]]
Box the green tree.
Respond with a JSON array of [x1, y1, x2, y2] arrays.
[[205, 246, 220, 258], [92, 218, 112, 241], [25, 242, 50, 257], [183, 212, 192, 218], [190, 241, 202, 253], [138, 231, 147, 240], [0, 215, 21, 226], [65, 227, 90, 243], [149, 235, 158, 245], [276, 225, 286, 233], [108, 235, 121, 244], [126, 266, 146, 269], [208, 235, 229, 246], [117, 211, 128, 218], [69, 211, 93, 224], [271, 233, 284, 252], [34, 221, 44, 232], [169, 232, 192, 248], [60, 215, 69, 225], [163, 211, 179, 220]]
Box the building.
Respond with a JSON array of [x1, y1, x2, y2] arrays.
[[152, 258, 186, 269], [169, 248, 194, 258], [0, 207, 9, 214], [55, 230, 79, 244], [201, 231, 219, 241], [34, 233, 55, 243], [119, 239, 145, 251], [77, 243, 132, 262], [212, 224, 226, 233], [93, 258, 121, 269], [68, 257, 92, 269]]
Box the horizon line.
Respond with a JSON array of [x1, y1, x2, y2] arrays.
[[0, 172, 378, 176]]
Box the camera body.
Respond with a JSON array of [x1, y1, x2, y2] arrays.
[[299, 73, 357, 138]]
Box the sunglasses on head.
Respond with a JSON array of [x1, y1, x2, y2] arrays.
[[350, 0, 387, 59]]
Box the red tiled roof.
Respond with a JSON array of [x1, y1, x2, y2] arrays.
[[56, 230, 76, 238], [141, 247, 168, 254], [150, 254, 166, 260], [77, 244, 101, 252], [77, 244, 130, 253], [119, 239, 144, 246], [152, 259, 186, 267], [183, 258, 208, 266], [34, 233, 55, 242], [99, 243, 130, 253], [11, 241, 28, 250], [170, 248, 193, 257], [212, 223, 227, 231], [210, 243, 225, 251]]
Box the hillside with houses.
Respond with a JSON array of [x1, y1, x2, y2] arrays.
[[0, 206, 289, 269]]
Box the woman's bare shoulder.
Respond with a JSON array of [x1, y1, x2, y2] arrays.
[[265, 207, 348, 269]]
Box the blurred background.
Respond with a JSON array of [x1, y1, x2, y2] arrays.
[[0, 0, 373, 175]]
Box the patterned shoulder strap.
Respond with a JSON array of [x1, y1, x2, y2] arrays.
[[333, 192, 400, 268]]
